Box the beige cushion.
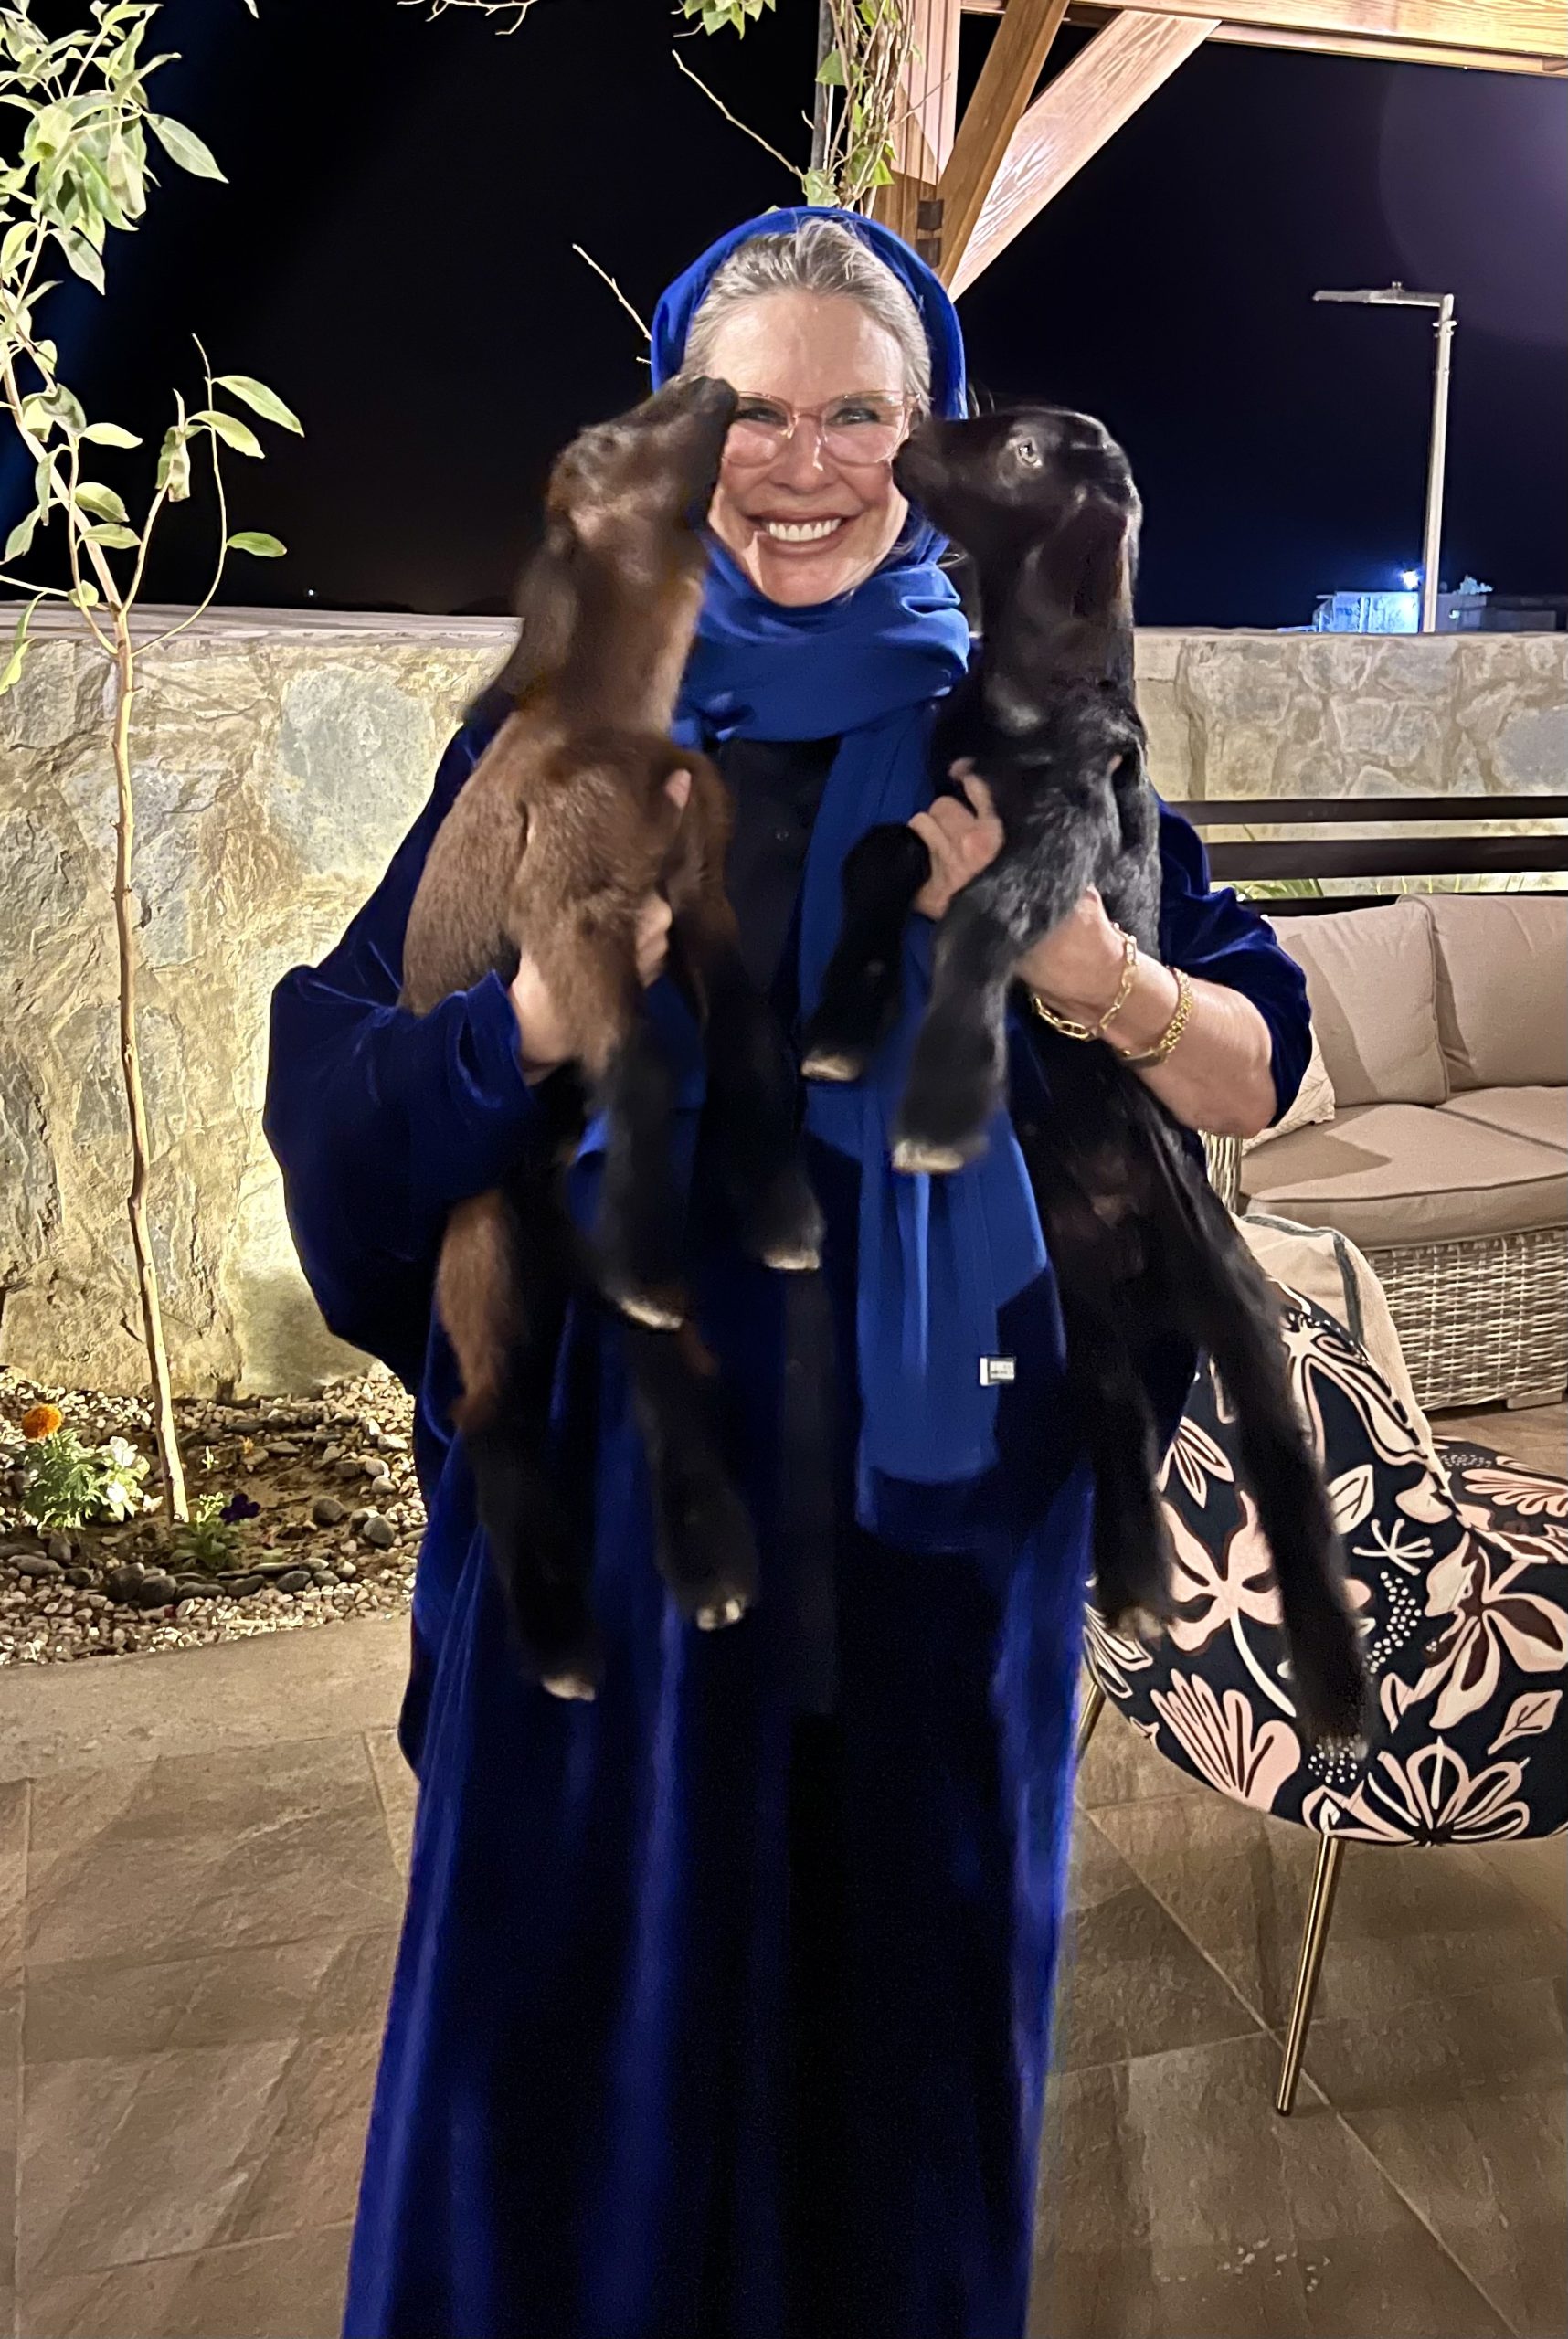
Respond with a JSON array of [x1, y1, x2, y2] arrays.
[[1426, 894, 1568, 1091], [1243, 1023, 1336, 1155], [1238, 1212, 1442, 1475], [1269, 900, 1446, 1108], [1239, 1100, 1566, 1248], [1438, 1086, 1568, 1154]]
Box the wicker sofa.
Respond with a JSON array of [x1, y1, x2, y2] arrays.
[[1238, 893, 1568, 1412]]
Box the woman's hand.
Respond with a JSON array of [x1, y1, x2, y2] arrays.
[[1015, 886, 1138, 1024], [909, 766, 1006, 920], [508, 770, 689, 1084]]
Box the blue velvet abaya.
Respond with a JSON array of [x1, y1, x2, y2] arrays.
[[262, 216, 1312, 2339]]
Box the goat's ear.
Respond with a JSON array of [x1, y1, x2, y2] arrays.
[[493, 516, 578, 701]]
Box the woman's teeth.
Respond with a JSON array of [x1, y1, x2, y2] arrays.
[[760, 518, 844, 543]]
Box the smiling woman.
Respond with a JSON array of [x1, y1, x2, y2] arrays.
[[682, 218, 934, 604]]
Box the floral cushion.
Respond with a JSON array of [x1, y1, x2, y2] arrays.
[[1087, 1289, 1568, 1844]]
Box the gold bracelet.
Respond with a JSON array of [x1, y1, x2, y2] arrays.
[[1111, 968, 1195, 1068], [1027, 926, 1139, 1042]]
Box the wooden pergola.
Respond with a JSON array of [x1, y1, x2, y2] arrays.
[[871, 1, 1566, 297]]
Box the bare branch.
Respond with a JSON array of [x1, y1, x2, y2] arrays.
[[569, 245, 652, 344], [400, 0, 539, 27], [671, 46, 801, 183]]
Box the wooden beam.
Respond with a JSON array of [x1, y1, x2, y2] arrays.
[[872, 0, 966, 252], [1199, 19, 1565, 69], [950, 9, 1215, 293], [930, 0, 1075, 282], [958, 0, 1566, 68]]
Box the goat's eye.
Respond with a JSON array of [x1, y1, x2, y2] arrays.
[[1014, 437, 1043, 469]]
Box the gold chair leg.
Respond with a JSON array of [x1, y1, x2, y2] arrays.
[[1075, 1677, 1107, 1764], [1276, 1835, 1346, 2116]]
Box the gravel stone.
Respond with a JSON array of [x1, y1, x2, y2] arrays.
[[312, 1495, 347, 1527], [361, 1513, 396, 1551]]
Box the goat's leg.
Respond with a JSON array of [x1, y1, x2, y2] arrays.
[[1164, 1173, 1368, 1743], [619, 1318, 760, 1631], [1053, 1265, 1178, 1639], [576, 939, 690, 1333], [801, 822, 932, 1083], [891, 883, 1018, 1172], [894, 816, 1101, 1172], [438, 1181, 599, 1699], [673, 897, 824, 1273]]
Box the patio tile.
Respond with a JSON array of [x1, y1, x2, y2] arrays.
[[1054, 1814, 1259, 2071], [2, 1984, 17, 2305], [0, 1783, 24, 1986], [19, 2030, 377, 2286], [1303, 1974, 1568, 2338], [17, 2222, 351, 2339], [1474, 1835, 1567, 1932], [1432, 1401, 1566, 1479], [1074, 1696, 1205, 1813], [1093, 1788, 1566, 2033], [24, 1737, 402, 1970], [23, 1930, 396, 2065], [1031, 2030, 1510, 2339], [364, 1727, 417, 1881]]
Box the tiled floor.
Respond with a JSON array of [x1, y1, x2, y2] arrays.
[[0, 1407, 1562, 2339]]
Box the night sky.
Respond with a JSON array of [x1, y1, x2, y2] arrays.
[[5, 0, 1564, 627]]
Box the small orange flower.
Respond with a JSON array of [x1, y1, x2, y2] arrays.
[[21, 1403, 64, 1440]]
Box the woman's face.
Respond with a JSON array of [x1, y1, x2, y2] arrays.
[[702, 291, 914, 608]]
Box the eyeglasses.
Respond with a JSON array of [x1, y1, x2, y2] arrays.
[[725, 394, 915, 469]]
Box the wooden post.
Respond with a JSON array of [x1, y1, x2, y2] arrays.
[[949, 9, 1218, 295], [872, 0, 966, 255], [927, 0, 1074, 279], [957, 0, 1566, 75]]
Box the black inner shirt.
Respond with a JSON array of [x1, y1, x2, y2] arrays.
[[715, 734, 842, 1009]]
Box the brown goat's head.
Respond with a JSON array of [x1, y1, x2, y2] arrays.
[[506, 376, 737, 694]]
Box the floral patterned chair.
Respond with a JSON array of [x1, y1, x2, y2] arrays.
[[1077, 1287, 1568, 2114]]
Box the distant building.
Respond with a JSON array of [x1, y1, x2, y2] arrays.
[[1310, 577, 1567, 634]]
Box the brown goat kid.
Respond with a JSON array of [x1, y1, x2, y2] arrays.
[[399, 376, 822, 1699]]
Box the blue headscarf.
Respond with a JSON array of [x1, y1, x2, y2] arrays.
[[652, 207, 1047, 1541]]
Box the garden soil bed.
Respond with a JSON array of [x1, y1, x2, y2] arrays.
[[0, 1367, 422, 1665]]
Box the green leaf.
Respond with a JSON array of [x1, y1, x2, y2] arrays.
[[69, 581, 101, 609], [802, 167, 836, 207], [147, 113, 226, 183], [194, 407, 263, 458], [213, 373, 303, 434], [1, 218, 33, 273], [226, 530, 285, 557], [5, 507, 41, 563], [72, 480, 129, 524], [815, 45, 845, 85], [82, 522, 140, 548], [81, 421, 142, 448], [155, 426, 192, 502], [52, 227, 104, 293], [0, 595, 42, 700]]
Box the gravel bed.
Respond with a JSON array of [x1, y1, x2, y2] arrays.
[[0, 1366, 422, 1666]]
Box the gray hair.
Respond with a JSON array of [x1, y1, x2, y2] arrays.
[[681, 218, 932, 407]]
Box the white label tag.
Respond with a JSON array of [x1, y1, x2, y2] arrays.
[[979, 1355, 1016, 1387]]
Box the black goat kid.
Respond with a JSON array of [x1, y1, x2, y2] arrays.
[[802, 407, 1367, 1744]]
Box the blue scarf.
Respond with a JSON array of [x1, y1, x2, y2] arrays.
[[652, 210, 1048, 1542]]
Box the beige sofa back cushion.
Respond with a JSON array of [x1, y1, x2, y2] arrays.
[[1425, 894, 1568, 1092], [1269, 899, 1446, 1107]]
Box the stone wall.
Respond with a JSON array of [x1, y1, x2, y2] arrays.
[[2, 608, 1564, 1399]]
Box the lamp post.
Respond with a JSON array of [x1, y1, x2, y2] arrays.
[[1314, 284, 1457, 635]]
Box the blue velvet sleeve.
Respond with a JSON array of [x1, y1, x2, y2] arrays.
[[1155, 799, 1310, 1127], [262, 718, 542, 1390]]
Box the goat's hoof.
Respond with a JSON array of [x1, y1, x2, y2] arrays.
[[695, 1595, 748, 1633], [613, 1288, 687, 1333], [802, 1049, 863, 1084], [541, 1667, 598, 1702], [762, 1242, 821, 1275], [892, 1137, 969, 1176]]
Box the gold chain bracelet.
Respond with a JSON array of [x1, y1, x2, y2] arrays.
[[1110, 967, 1196, 1068], [1028, 926, 1139, 1042]]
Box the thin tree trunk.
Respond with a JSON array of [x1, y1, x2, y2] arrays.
[[110, 624, 187, 1523], [810, 0, 834, 173]]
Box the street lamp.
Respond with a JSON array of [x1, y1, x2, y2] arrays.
[[1314, 284, 1457, 635]]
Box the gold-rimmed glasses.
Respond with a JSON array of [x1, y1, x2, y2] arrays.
[[724, 393, 916, 469]]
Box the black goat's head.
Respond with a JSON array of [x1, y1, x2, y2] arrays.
[[896, 407, 1139, 678]]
